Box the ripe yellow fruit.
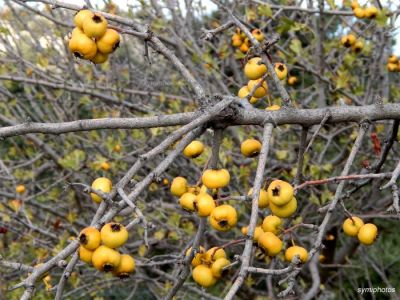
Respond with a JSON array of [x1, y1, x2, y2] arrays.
[[192, 264, 216, 287], [266, 105, 281, 111], [274, 63, 288, 80], [267, 180, 294, 206], [100, 161, 110, 171], [350, 1, 359, 10], [91, 52, 108, 64], [187, 186, 199, 194], [100, 223, 129, 248], [82, 13, 108, 38], [258, 232, 282, 256], [353, 7, 365, 18], [238, 31, 246, 40], [269, 197, 297, 218], [171, 177, 188, 197], [9, 199, 22, 212], [68, 33, 97, 60], [90, 177, 112, 203], [247, 79, 268, 98], [240, 42, 249, 53], [285, 246, 308, 263], [211, 257, 230, 278], [113, 254, 135, 278], [241, 139, 262, 158], [241, 226, 248, 235], [249, 97, 259, 104], [244, 57, 267, 80], [237, 86, 258, 104], [202, 169, 230, 189], [209, 204, 238, 231], [183, 141, 204, 158], [248, 188, 269, 208], [342, 216, 364, 237], [96, 28, 120, 54], [287, 76, 298, 86], [79, 226, 101, 250], [388, 54, 398, 64], [92, 245, 121, 272], [113, 144, 121, 152], [79, 246, 93, 264], [186, 246, 206, 267], [71, 27, 84, 37], [251, 29, 264, 42], [187, 185, 207, 195], [179, 192, 196, 212], [365, 6, 378, 18], [16, 184, 26, 194], [351, 40, 363, 53], [387, 63, 398, 72], [74, 9, 94, 29], [203, 247, 226, 263], [357, 223, 378, 245], [241, 226, 264, 241], [341, 34, 356, 47], [232, 36, 243, 47], [238, 86, 249, 98], [195, 193, 216, 217], [262, 215, 282, 234], [232, 33, 242, 39]]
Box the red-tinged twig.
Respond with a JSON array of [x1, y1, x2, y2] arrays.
[[295, 172, 392, 190]]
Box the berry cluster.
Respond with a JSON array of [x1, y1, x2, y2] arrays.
[[171, 169, 238, 232], [237, 56, 288, 107], [340, 33, 364, 54], [170, 139, 306, 287], [351, 1, 379, 19], [342, 216, 378, 245], [242, 214, 307, 263], [78, 223, 135, 278], [68, 9, 120, 64], [231, 28, 264, 54], [187, 246, 231, 288]]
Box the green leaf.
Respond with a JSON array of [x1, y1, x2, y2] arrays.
[[289, 39, 302, 54], [309, 165, 320, 179], [322, 163, 333, 173], [0, 27, 10, 34], [292, 22, 307, 32], [275, 150, 288, 160], [343, 53, 356, 66], [276, 17, 295, 34], [234, 50, 246, 60], [375, 8, 388, 27], [321, 189, 332, 205], [336, 69, 351, 89], [58, 149, 86, 171], [326, 0, 336, 9], [309, 192, 320, 205], [258, 5, 272, 18]]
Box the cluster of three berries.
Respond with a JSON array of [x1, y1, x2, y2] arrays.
[[68, 10, 120, 64], [79, 223, 135, 278]]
